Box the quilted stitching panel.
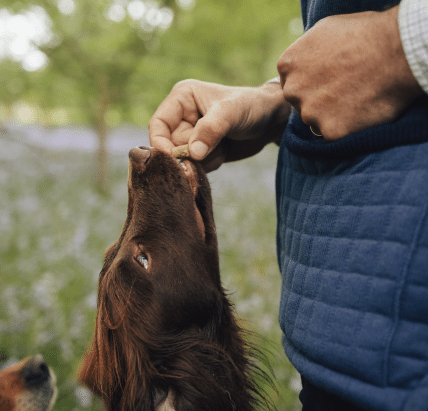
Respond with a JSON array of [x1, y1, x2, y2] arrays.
[[276, 141, 428, 399], [407, 246, 428, 287]]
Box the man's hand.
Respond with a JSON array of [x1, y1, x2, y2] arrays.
[[149, 80, 290, 171], [277, 5, 424, 140]]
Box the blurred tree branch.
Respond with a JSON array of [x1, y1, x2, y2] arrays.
[[0, 0, 301, 191]]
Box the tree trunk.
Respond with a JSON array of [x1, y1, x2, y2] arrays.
[[95, 112, 109, 193], [94, 76, 110, 193]]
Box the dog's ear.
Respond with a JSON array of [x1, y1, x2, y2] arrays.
[[77, 341, 103, 398], [78, 321, 155, 410]]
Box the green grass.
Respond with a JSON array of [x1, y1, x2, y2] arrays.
[[0, 138, 300, 410]]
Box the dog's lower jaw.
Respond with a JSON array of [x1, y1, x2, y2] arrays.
[[182, 159, 205, 240]]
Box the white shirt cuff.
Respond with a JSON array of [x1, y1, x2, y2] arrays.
[[398, 0, 428, 94]]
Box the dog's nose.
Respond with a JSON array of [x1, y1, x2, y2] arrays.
[[129, 147, 151, 164], [23, 355, 50, 388]]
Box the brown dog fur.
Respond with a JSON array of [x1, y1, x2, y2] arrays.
[[78, 147, 270, 411]]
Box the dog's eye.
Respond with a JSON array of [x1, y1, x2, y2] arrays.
[[137, 254, 149, 270]]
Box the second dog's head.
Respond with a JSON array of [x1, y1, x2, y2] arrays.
[[0, 355, 57, 411], [78, 147, 261, 411]]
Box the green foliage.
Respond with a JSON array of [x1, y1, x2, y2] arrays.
[[0, 0, 302, 189], [0, 142, 111, 410], [0, 0, 301, 125], [0, 139, 300, 410], [157, 0, 301, 87], [0, 1, 303, 408]]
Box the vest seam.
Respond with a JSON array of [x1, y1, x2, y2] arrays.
[[383, 200, 428, 387]]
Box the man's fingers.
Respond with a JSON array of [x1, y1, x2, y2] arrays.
[[149, 87, 199, 153], [170, 121, 194, 147], [149, 134, 175, 155], [188, 103, 234, 161]]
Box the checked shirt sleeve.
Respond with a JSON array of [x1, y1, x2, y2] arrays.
[[399, 0, 428, 94]]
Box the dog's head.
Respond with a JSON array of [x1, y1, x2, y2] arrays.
[[102, 146, 222, 334], [79, 147, 264, 410], [0, 355, 57, 411]]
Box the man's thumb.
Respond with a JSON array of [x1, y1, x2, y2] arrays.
[[188, 106, 231, 160], [189, 141, 210, 160]]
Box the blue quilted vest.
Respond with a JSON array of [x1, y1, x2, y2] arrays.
[[275, 1, 428, 410]]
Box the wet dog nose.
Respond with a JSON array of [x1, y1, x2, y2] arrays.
[[23, 355, 50, 388], [129, 147, 151, 164]]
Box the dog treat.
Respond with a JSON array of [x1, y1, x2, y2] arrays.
[[172, 144, 190, 158]]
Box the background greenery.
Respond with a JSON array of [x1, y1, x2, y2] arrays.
[[0, 137, 301, 410], [0, 0, 303, 409]]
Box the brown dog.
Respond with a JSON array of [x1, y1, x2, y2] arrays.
[[78, 147, 269, 411], [0, 355, 57, 411]]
